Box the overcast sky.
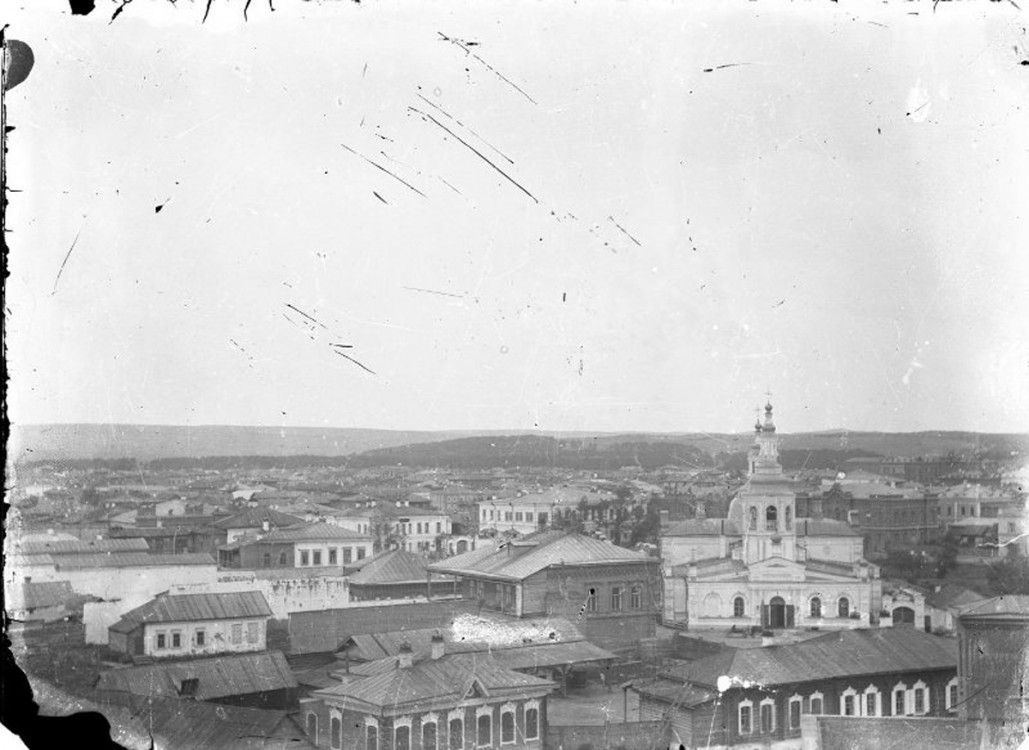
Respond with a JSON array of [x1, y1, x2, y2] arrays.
[[5, 0, 1029, 435]]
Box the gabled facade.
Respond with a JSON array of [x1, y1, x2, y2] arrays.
[[661, 404, 882, 630], [217, 522, 374, 570], [305, 639, 556, 750]]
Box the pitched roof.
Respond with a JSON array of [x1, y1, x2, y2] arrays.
[[315, 652, 554, 709], [797, 518, 862, 537], [925, 583, 987, 611], [13, 537, 151, 555], [51, 552, 217, 569], [96, 651, 297, 701], [957, 595, 1029, 619], [110, 591, 271, 632], [131, 697, 314, 750], [210, 507, 304, 530], [6, 580, 77, 611], [661, 628, 957, 688], [259, 522, 372, 543], [625, 677, 716, 708], [428, 531, 652, 581], [348, 549, 433, 585], [816, 716, 984, 750]]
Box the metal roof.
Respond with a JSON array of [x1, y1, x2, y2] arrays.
[[429, 531, 652, 582], [209, 508, 305, 530], [664, 519, 741, 537], [347, 549, 432, 585], [957, 595, 1029, 619], [6, 581, 77, 611], [132, 697, 315, 750], [51, 552, 216, 570], [259, 522, 372, 543], [110, 591, 272, 631], [315, 652, 555, 710], [96, 651, 297, 700], [661, 627, 957, 689], [796, 518, 862, 537], [625, 677, 716, 708], [13, 538, 151, 555]]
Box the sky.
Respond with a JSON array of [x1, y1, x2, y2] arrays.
[[4, 0, 1029, 435]]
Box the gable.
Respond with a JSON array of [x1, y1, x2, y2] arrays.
[[748, 557, 806, 582]]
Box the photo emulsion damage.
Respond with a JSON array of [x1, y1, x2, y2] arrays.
[[2, 1, 1028, 749]]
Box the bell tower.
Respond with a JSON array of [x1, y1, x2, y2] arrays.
[[739, 401, 798, 564]]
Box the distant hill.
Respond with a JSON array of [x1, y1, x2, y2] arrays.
[[8, 424, 1027, 466]]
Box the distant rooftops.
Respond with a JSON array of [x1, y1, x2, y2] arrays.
[[110, 591, 272, 632]]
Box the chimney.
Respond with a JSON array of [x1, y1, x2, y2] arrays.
[[430, 633, 445, 660], [398, 641, 414, 669]]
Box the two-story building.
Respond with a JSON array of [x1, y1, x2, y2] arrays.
[[427, 529, 661, 651], [304, 636, 556, 750], [210, 507, 305, 544], [338, 502, 452, 555], [107, 590, 273, 659], [628, 627, 958, 750], [217, 522, 374, 570]]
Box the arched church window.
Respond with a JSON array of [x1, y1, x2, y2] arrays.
[[838, 597, 850, 618], [733, 597, 745, 618], [810, 597, 822, 618], [785, 507, 792, 531], [765, 505, 778, 532], [749, 507, 758, 531]]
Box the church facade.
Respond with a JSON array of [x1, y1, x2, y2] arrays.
[[661, 404, 883, 630]]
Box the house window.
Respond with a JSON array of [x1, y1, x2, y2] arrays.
[[842, 689, 857, 716], [733, 596, 745, 618], [279, 551, 287, 566], [330, 716, 341, 749], [789, 696, 802, 729], [477, 713, 492, 747], [300, 550, 310, 566], [307, 714, 318, 740], [738, 701, 753, 734], [437, 522, 442, 533], [500, 705, 515, 744], [395, 725, 411, 750], [262, 552, 271, 567], [586, 587, 598, 613], [893, 683, 908, 716], [838, 597, 850, 618], [863, 686, 880, 717], [423, 721, 438, 750], [611, 587, 623, 611], [231, 623, 243, 644], [946, 677, 959, 712], [505, 512, 512, 521], [759, 699, 775, 733], [357, 547, 365, 560], [525, 704, 539, 740], [515, 512, 523, 522], [809, 693, 824, 716], [156, 632, 166, 650], [525, 513, 533, 523], [631, 585, 642, 609], [195, 630, 205, 646], [449, 718, 463, 750], [171, 631, 181, 649], [913, 681, 928, 714], [367, 725, 378, 750], [329, 548, 337, 565], [246, 621, 259, 644], [312, 550, 322, 566], [810, 597, 822, 618], [343, 547, 352, 563]]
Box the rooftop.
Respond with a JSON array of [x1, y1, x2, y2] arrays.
[[209, 507, 305, 530], [347, 548, 435, 585], [957, 595, 1029, 619], [660, 627, 957, 689], [815, 716, 985, 750], [428, 530, 651, 582], [258, 521, 373, 543], [131, 697, 314, 750], [110, 591, 272, 632]]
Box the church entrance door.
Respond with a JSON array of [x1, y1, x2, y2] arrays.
[[769, 596, 786, 629]]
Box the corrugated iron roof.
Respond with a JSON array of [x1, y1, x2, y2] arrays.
[[315, 652, 555, 709], [957, 595, 1029, 618], [661, 628, 956, 689], [429, 531, 652, 581], [6, 580, 76, 611], [13, 538, 151, 555], [111, 591, 272, 631], [96, 651, 297, 700], [132, 697, 315, 750], [664, 519, 740, 537]]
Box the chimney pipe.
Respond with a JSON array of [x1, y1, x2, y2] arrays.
[[430, 633, 445, 660], [398, 641, 414, 669]]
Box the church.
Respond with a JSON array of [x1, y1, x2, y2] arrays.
[[661, 403, 883, 630]]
